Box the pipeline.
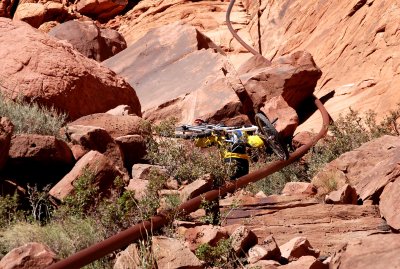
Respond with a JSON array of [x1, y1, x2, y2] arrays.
[[46, 1, 330, 268]]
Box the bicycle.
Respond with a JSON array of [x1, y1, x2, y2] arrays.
[[174, 113, 289, 160]]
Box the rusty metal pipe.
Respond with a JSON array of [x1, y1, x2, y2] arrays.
[[226, 0, 262, 57]]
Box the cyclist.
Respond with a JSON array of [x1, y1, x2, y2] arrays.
[[193, 119, 265, 180]]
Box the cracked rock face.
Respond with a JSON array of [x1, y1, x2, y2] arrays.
[[246, 0, 400, 131]]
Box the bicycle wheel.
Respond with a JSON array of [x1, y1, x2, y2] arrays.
[[175, 125, 212, 139], [254, 113, 289, 160]]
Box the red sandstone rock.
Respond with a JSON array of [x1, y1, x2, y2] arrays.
[[0, 18, 140, 120], [330, 233, 400, 269], [49, 150, 123, 201], [0, 242, 58, 269], [152, 236, 203, 269], [279, 237, 320, 262], [184, 225, 229, 252], [49, 20, 127, 62], [379, 178, 400, 230]]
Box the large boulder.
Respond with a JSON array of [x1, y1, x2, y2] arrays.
[[67, 113, 149, 138], [312, 135, 400, 202], [0, 242, 58, 268], [379, 178, 400, 230], [13, 3, 46, 28], [13, 2, 70, 29], [0, 18, 140, 120], [49, 150, 123, 201], [76, 0, 128, 21], [4, 134, 74, 186], [64, 125, 126, 172], [238, 51, 322, 111], [152, 236, 203, 269], [104, 22, 248, 125], [330, 233, 400, 269], [49, 20, 127, 62]]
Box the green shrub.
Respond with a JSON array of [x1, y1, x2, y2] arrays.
[[195, 238, 235, 267], [306, 108, 397, 178], [0, 218, 111, 268], [0, 192, 22, 229], [62, 169, 100, 217], [0, 93, 67, 138], [146, 118, 232, 186]]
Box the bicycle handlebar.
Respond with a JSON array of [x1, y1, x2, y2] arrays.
[[177, 124, 259, 133]]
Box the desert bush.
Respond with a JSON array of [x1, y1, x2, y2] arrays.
[[146, 118, 232, 186], [0, 93, 67, 138], [0, 193, 22, 229], [306, 107, 398, 178], [0, 218, 111, 268], [195, 238, 238, 268]]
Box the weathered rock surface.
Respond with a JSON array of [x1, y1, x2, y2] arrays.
[[106, 0, 251, 57], [248, 235, 281, 264], [179, 174, 213, 202], [13, 2, 70, 29], [325, 184, 358, 205], [103, 22, 249, 125], [76, 0, 128, 21], [281, 182, 316, 196], [49, 20, 127, 61], [279, 236, 319, 262], [113, 243, 141, 269], [64, 125, 125, 172], [68, 113, 148, 138], [249, 0, 400, 131], [0, 18, 140, 120], [312, 135, 400, 202], [0, 242, 58, 269], [49, 150, 123, 201], [3, 134, 74, 186], [230, 225, 258, 256], [8, 134, 73, 164], [280, 256, 326, 269], [0, 117, 13, 170], [379, 178, 400, 230], [152, 236, 203, 269], [330, 233, 400, 269], [222, 195, 383, 256], [238, 51, 322, 112], [184, 225, 228, 251], [13, 3, 46, 28], [114, 135, 147, 171]]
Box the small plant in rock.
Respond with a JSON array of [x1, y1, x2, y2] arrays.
[[195, 238, 235, 268], [26, 184, 55, 223], [0, 93, 67, 138], [247, 152, 307, 195], [199, 197, 221, 225]]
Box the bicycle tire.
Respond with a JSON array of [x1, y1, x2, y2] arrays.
[[254, 113, 289, 160]]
